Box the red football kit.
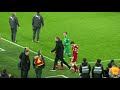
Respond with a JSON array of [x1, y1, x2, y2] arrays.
[[71, 44, 78, 63]]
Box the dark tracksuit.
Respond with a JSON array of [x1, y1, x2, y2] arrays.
[[32, 14, 44, 41], [21, 53, 30, 78], [51, 40, 71, 70], [33, 55, 45, 78], [92, 63, 104, 78], [9, 15, 20, 42], [79, 62, 91, 78]]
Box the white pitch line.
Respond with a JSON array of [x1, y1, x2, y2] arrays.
[[45, 75, 68, 78], [76, 59, 120, 65], [0, 48, 5, 51], [60, 75, 69, 78], [1, 38, 54, 62]]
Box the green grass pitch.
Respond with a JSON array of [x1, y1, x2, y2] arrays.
[[0, 12, 120, 78]]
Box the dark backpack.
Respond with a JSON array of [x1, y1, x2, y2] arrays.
[[18, 52, 24, 70]]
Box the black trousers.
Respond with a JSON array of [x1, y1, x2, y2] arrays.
[[21, 70, 29, 78], [11, 28, 17, 42], [35, 67, 42, 78], [53, 56, 70, 70], [33, 27, 40, 41]]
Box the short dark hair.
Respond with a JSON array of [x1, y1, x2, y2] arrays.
[[56, 36, 60, 41], [110, 60, 114, 63], [71, 41, 75, 44], [37, 12, 40, 14], [83, 58, 87, 62], [97, 59, 101, 63], [64, 32, 67, 34]]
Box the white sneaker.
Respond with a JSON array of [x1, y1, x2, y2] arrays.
[[50, 69, 56, 71], [37, 41, 39, 43]]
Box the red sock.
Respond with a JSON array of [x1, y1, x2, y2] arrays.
[[55, 63, 58, 68], [74, 64, 78, 72]]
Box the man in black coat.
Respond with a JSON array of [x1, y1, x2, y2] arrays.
[[79, 58, 91, 78], [18, 47, 29, 70], [32, 12, 44, 43], [50, 36, 71, 71], [9, 12, 20, 42], [92, 59, 104, 78], [21, 48, 30, 78]]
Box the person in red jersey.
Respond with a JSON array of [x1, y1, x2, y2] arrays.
[[70, 41, 79, 73]]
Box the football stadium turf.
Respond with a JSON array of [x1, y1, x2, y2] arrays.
[[0, 12, 120, 78]]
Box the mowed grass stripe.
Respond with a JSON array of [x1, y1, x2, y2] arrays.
[[1, 38, 55, 62]]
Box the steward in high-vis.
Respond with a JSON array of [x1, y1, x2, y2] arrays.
[[109, 64, 120, 78], [33, 50, 45, 78], [92, 59, 104, 78], [79, 58, 91, 78]]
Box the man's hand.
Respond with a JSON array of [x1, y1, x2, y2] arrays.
[[32, 26, 34, 30]]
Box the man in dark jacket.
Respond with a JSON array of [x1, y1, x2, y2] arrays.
[[92, 59, 104, 78], [79, 58, 91, 78], [32, 12, 44, 43], [9, 12, 20, 42], [21, 48, 30, 78], [50, 36, 71, 71], [18, 47, 28, 70]]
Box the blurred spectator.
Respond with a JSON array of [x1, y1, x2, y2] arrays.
[[109, 64, 120, 78], [103, 67, 109, 78], [0, 69, 9, 78], [108, 60, 116, 69]]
